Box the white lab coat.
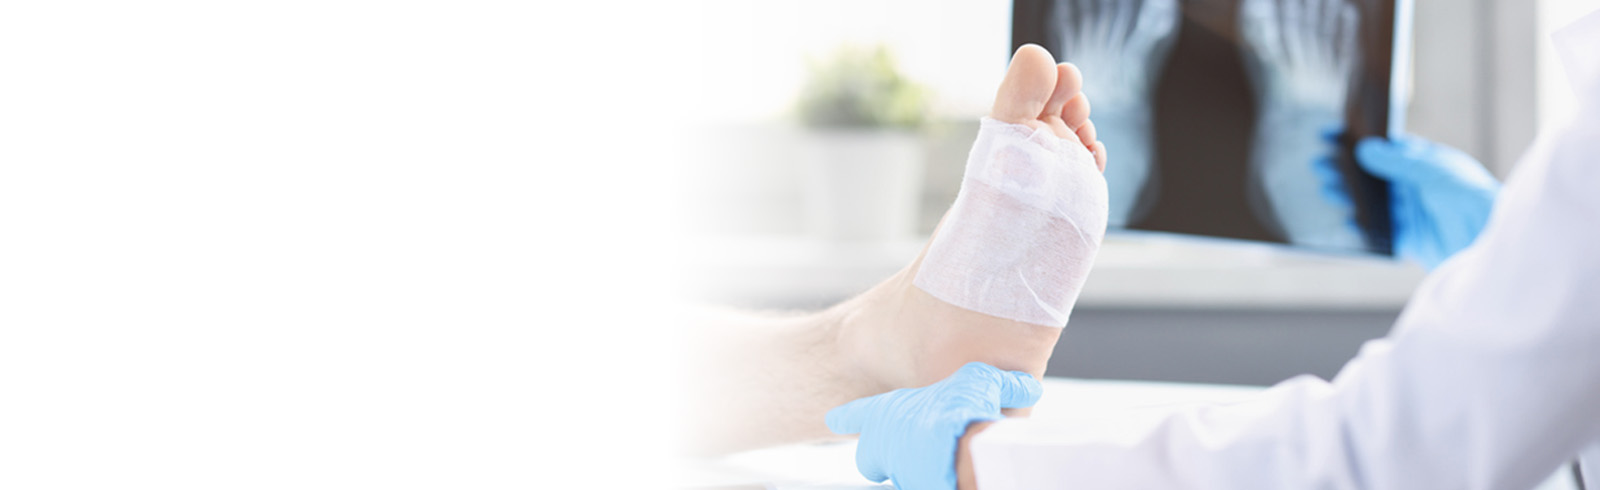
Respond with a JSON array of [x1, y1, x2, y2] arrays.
[[971, 12, 1600, 490]]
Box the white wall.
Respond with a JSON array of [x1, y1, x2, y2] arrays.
[[1409, 0, 1600, 177]]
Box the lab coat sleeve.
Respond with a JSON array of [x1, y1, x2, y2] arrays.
[[972, 19, 1600, 490]]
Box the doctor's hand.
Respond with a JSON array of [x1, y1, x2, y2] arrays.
[[826, 362, 1042, 490], [1357, 136, 1501, 269], [1316, 133, 1501, 269]]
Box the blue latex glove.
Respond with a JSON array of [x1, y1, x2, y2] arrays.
[[825, 362, 1043, 490], [1314, 134, 1501, 269]]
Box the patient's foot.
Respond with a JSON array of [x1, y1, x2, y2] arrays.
[[834, 45, 1108, 396]]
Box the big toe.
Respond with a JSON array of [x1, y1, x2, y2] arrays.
[[990, 44, 1058, 125]]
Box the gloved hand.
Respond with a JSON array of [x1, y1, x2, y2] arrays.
[[826, 362, 1043, 490], [1313, 133, 1501, 269]]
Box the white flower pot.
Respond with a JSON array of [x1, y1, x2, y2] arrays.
[[801, 128, 925, 242]]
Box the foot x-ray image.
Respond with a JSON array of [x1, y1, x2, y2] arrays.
[[1014, 0, 1404, 254]]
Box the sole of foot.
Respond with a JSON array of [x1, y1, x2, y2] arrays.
[[834, 44, 1108, 401]]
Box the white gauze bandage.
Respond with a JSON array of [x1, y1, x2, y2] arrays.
[[914, 118, 1109, 327]]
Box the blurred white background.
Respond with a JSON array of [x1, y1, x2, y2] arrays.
[[1, 1, 689, 488]]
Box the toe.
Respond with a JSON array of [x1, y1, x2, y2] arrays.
[[1038, 63, 1084, 140], [990, 44, 1058, 125], [1041, 63, 1083, 122], [1090, 141, 1108, 173], [1075, 120, 1097, 148], [1061, 93, 1091, 131]]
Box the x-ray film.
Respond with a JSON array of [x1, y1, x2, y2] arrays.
[[1013, 0, 1409, 254]]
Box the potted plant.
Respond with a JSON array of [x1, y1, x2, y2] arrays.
[[796, 45, 929, 242]]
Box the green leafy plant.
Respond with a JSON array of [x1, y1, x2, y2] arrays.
[[796, 45, 928, 129]]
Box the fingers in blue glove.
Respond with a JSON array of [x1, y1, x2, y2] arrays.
[[825, 391, 881, 435], [971, 363, 1044, 409], [1355, 135, 1494, 185], [1355, 136, 1431, 183], [825, 363, 1042, 436]]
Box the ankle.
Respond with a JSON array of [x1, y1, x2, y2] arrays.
[[830, 278, 921, 393]]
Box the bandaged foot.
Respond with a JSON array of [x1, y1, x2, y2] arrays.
[[913, 117, 1107, 327], [837, 45, 1108, 394], [1240, 0, 1366, 248], [682, 46, 1108, 454], [1051, 0, 1179, 227]]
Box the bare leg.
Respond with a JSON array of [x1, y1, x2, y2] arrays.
[[679, 305, 870, 455], [683, 45, 1108, 455]]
